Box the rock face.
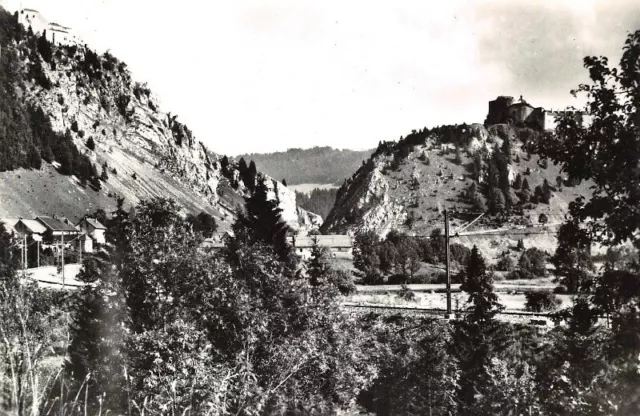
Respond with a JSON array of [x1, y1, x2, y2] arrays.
[[1, 38, 320, 232], [321, 123, 592, 256]]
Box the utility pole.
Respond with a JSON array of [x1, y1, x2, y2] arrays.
[[445, 209, 452, 318], [61, 232, 65, 288]]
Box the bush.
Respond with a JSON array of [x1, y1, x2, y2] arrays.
[[328, 269, 357, 295], [525, 291, 561, 312], [553, 285, 568, 294], [397, 283, 416, 301], [505, 268, 535, 280], [387, 274, 407, 285], [407, 274, 431, 284]]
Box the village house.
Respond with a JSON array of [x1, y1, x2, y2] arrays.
[[35, 216, 81, 245], [293, 235, 353, 260], [76, 217, 106, 245]]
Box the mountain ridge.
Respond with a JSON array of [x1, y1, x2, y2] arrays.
[[0, 8, 321, 232]]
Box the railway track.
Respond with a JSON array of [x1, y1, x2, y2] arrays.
[[342, 302, 555, 326]]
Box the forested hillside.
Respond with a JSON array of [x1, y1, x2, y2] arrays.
[[237, 146, 373, 186], [295, 187, 338, 219]]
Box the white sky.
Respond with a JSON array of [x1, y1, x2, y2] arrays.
[[2, 0, 639, 155]]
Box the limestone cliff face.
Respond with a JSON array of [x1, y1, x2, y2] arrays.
[[321, 122, 582, 253], [6, 41, 321, 231]]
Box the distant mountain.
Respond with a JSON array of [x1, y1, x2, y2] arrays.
[[0, 8, 321, 232], [237, 147, 374, 186]]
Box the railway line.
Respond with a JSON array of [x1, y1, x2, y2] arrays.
[[342, 302, 555, 326]]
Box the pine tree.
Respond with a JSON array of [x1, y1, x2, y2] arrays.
[[238, 157, 248, 174], [521, 178, 530, 191], [513, 173, 522, 189], [233, 175, 292, 262], [282, 178, 287, 187], [501, 135, 512, 161], [307, 236, 329, 287], [461, 246, 503, 324], [247, 160, 257, 191], [101, 162, 109, 181]]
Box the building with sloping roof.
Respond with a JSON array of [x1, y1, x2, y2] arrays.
[[76, 217, 106, 245], [14, 219, 47, 240], [293, 235, 353, 259], [35, 216, 81, 244]]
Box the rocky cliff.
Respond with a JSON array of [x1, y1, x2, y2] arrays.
[[0, 9, 321, 232], [321, 123, 593, 257]]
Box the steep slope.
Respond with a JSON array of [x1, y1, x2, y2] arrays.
[[322, 123, 593, 256], [0, 8, 320, 232], [237, 146, 374, 186]]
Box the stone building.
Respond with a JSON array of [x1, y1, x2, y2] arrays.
[[19, 8, 81, 45]]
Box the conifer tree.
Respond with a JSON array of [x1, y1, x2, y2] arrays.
[[521, 178, 530, 191], [307, 236, 329, 287], [513, 173, 522, 189], [232, 175, 292, 262], [461, 245, 504, 324], [238, 157, 248, 174]]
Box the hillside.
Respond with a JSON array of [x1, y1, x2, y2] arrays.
[[0, 8, 321, 232], [321, 123, 593, 258], [237, 146, 374, 186]]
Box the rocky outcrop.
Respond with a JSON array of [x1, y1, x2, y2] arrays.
[[7, 41, 320, 231]]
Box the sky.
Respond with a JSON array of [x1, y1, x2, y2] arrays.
[[2, 0, 640, 155]]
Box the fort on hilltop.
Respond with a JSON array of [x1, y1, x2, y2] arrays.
[[485, 95, 591, 131], [19, 7, 81, 45]]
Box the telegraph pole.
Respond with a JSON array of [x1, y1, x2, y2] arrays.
[[444, 209, 452, 317], [61, 232, 65, 288]]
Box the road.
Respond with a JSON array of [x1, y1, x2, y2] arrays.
[[23, 264, 84, 289]]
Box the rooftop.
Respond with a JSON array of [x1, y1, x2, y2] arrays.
[[17, 219, 47, 234], [79, 217, 106, 230], [294, 235, 353, 248], [36, 216, 80, 232]]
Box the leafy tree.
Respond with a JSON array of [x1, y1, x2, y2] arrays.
[[519, 247, 547, 277], [186, 211, 218, 237], [551, 222, 593, 293]]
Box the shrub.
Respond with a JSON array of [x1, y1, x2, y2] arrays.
[[505, 268, 535, 280], [328, 269, 357, 295], [553, 285, 568, 294], [397, 283, 416, 301], [525, 291, 561, 312], [388, 274, 407, 285]]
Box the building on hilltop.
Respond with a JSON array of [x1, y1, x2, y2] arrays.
[[485, 95, 591, 131], [19, 7, 81, 45]]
